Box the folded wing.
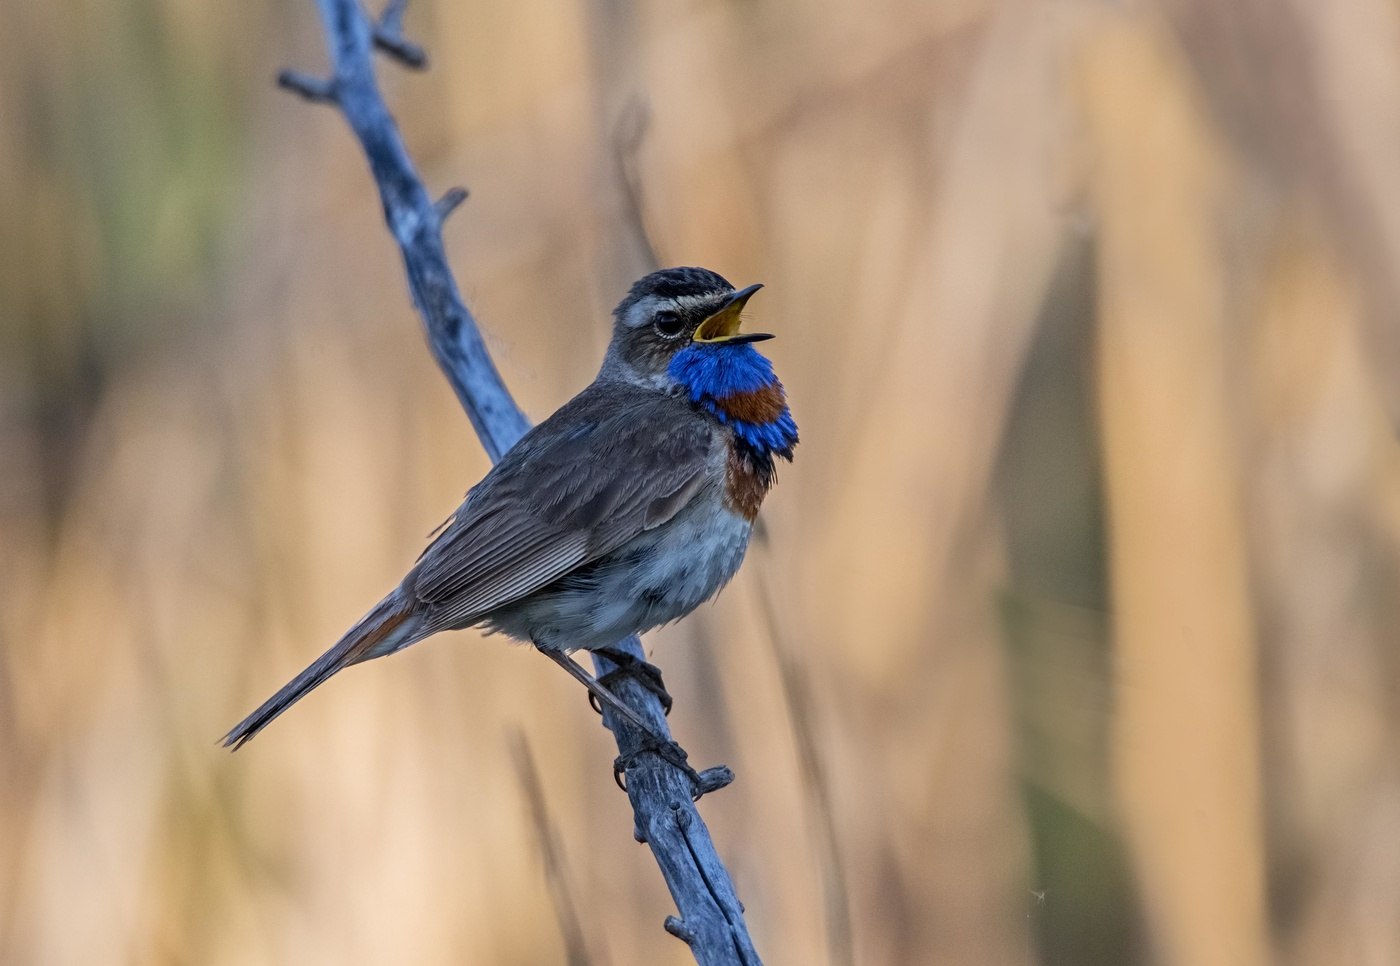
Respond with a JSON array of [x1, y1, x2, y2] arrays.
[[406, 386, 712, 633]]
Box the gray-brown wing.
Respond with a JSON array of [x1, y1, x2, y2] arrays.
[[405, 386, 713, 632]]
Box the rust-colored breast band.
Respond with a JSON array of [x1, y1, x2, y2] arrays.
[[714, 384, 787, 425]]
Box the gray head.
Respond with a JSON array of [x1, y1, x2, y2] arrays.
[[601, 267, 770, 388]]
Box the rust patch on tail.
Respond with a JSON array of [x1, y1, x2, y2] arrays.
[[344, 606, 413, 666]]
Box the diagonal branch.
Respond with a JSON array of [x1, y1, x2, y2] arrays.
[[281, 1, 762, 961]]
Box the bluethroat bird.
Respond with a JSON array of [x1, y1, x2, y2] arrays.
[[223, 267, 798, 756]]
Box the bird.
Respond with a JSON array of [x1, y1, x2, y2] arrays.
[[223, 266, 797, 751]]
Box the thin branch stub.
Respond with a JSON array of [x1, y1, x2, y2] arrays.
[[696, 766, 735, 795], [435, 186, 469, 221], [373, 0, 427, 68], [277, 69, 338, 103], [665, 917, 698, 944], [372, 30, 428, 69], [379, 0, 409, 35]]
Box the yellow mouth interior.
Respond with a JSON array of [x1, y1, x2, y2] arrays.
[[692, 303, 746, 342], [692, 284, 763, 342]]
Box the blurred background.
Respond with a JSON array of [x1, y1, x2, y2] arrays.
[[4, 0, 1400, 963]]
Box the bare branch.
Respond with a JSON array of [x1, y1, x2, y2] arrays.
[[279, 0, 763, 961], [378, 0, 409, 37], [375, 32, 428, 70], [276, 69, 337, 103], [372, 0, 428, 68], [372, 32, 428, 69], [434, 185, 469, 222], [666, 915, 699, 943]]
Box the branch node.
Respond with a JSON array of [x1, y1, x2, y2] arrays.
[[435, 186, 469, 221], [276, 69, 338, 103], [373, 30, 428, 69], [379, 0, 409, 35], [671, 801, 692, 831], [664, 916, 698, 945], [696, 766, 735, 796], [374, 0, 428, 69]]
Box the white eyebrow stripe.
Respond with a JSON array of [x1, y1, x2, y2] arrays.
[[623, 292, 728, 329]]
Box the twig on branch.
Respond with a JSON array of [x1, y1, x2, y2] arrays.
[[277, 69, 338, 103], [371, 31, 427, 70], [376, 0, 411, 40], [434, 185, 469, 220], [281, 1, 763, 962], [372, 0, 428, 68]]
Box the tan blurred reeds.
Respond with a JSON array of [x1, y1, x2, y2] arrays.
[[3, 0, 1400, 964]]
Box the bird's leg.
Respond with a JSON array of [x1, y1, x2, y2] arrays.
[[534, 644, 703, 793], [590, 646, 673, 716]]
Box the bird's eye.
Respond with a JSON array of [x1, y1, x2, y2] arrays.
[[652, 310, 685, 338]]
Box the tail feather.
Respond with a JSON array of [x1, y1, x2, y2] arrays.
[[222, 591, 421, 750]]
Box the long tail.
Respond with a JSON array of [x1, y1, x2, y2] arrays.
[[222, 590, 423, 750]]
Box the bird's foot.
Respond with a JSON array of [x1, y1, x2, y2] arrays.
[[612, 738, 734, 801], [590, 647, 673, 716], [534, 643, 730, 800]]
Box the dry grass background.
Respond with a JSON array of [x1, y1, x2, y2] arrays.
[[3, 0, 1400, 963]]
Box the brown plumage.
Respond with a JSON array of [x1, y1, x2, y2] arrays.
[[712, 383, 789, 425], [724, 447, 772, 521], [405, 386, 715, 635], [223, 267, 792, 750]]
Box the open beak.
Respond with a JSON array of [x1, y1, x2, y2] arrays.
[[692, 283, 773, 344]]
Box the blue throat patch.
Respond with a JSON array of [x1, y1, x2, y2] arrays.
[[668, 344, 799, 458]]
